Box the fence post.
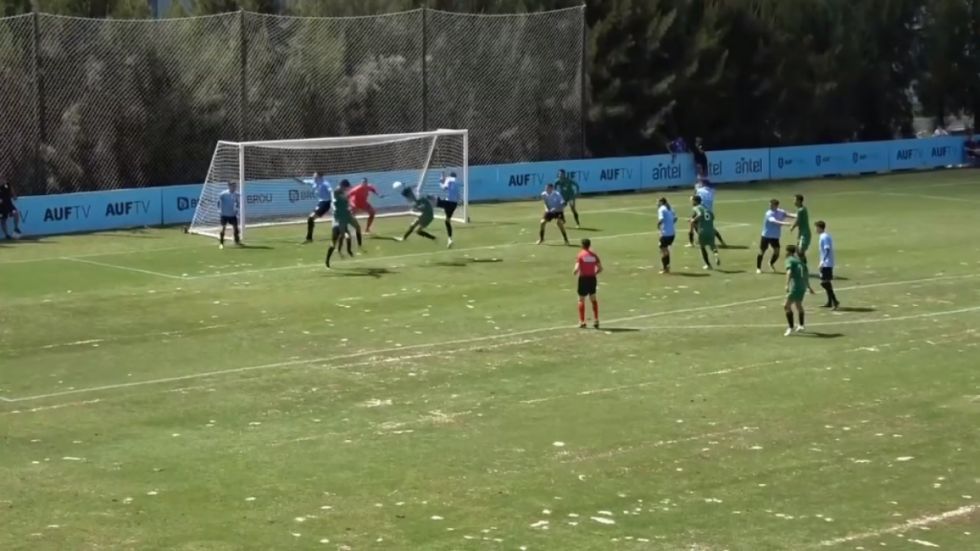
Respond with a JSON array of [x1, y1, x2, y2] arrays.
[[31, 10, 46, 192], [421, 4, 429, 131], [579, 5, 587, 158], [239, 9, 247, 141]]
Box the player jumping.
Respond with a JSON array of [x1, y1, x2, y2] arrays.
[[217, 181, 241, 249], [538, 183, 570, 245], [574, 238, 602, 329], [304, 172, 332, 243], [556, 169, 581, 227], [783, 244, 812, 336], [436, 172, 461, 248], [396, 183, 437, 242], [0, 181, 23, 239], [348, 177, 380, 234], [325, 184, 354, 268], [689, 176, 728, 248], [757, 199, 795, 273], [657, 197, 676, 273], [690, 195, 720, 270]]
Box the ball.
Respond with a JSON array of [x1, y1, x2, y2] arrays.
[[392, 181, 403, 191]]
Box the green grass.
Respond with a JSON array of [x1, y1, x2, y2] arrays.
[[2, 170, 979, 551]]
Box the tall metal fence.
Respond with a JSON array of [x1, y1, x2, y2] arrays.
[[0, 7, 584, 195]]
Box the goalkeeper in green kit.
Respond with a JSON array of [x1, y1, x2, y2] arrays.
[[556, 169, 581, 227]]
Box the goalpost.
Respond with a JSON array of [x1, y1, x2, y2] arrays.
[[188, 129, 469, 239]]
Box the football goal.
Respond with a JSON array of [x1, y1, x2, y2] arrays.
[[188, 129, 468, 239]]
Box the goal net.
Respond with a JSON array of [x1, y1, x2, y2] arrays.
[[188, 129, 468, 239]]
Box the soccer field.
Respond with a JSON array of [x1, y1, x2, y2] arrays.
[[2, 170, 979, 551]]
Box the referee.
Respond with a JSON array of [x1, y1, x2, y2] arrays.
[[436, 171, 460, 248]]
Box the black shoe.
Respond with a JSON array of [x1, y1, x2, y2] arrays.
[[832, 301, 840, 311], [579, 322, 587, 329], [593, 321, 600, 329]]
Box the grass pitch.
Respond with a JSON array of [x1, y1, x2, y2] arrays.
[[1, 170, 979, 551]]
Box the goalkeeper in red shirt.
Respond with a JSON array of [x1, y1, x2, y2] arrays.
[[573, 238, 603, 329], [348, 177, 381, 233]]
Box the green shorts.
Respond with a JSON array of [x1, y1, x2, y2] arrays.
[[698, 232, 716, 248], [799, 233, 812, 251], [787, 288, 807, 302], [417, 213, 434, 228]]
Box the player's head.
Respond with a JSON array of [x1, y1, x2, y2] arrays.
[[786, 244, 798, 257], [695, 136, 703, 147], [313, 172, 323, 183], [339, 179, 351, 189], [558, 169, 566, 179], [546, 182, 555, 193], [658, 196, 669, 207], [770, 198, 780, 209], [794, 194, 804, 207], [360, 177, 368, 185], [401, 186, 415, 200], [581, 238, 591, 250], [815, 220, 826, 233], [692, 194, 702, 206], [449, 171, 457, 178], [228, 180, 237, 191]]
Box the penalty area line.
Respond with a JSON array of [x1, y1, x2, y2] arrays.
[[816, 504, 978, 547], [5, 272, 979, 404], [60, 257, 184, 280]]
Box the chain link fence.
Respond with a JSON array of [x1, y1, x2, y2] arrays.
[[0, 7, 584, 196]]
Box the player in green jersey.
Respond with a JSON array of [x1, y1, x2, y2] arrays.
[[325, 183, 354, 268], [791, 194, 815, 293], [690, 195, 720, 270], [556, 169, 581, 227], [783, 244, 813, 336], [397, 185, 438, 242]]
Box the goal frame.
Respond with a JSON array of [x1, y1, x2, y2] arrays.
[[191, 128, 469, 240]]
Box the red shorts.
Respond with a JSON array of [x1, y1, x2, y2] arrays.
[[350, 202, 374, 213]]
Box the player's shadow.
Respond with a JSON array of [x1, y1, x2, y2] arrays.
[[834, 306, 875, 313], [333, 267, 395, 279], [715, 269, 746, 275], [570, 227, 601, 232], [719, 245, 750, 250], [809, 274, 850, 281], [370, 235, 400, 241], [599, 327, 640, 333], [238, 244, 274, 250], [801, 332, 845, 339], [430, 258, 503, 268], [674, 272, 711, 278]]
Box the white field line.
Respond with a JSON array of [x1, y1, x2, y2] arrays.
[[60, 256, 184, 279], [187, 224, 750, 280], [0, 396, 14, 402], [817, 504, 978, 547], [3, 272, 978, 404], [559, 426, 758, 464]]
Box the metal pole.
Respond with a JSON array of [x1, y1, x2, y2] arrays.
[[421, 3, 428, 131], [579, 5, 587, 158], [239, 9, 247, 142], [31, 10, 46, 193]]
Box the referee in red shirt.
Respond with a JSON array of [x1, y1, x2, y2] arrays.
[[573, 238, 603, 329]]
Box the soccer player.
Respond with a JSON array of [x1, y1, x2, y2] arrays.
[[217, 181, 241, 249], [538, 182, 570, 245], [325, 183, 354, 268], [573, 238, 602, 329], [816, 220, 840, 310], [783, 244, 810, 336], [757, 199, 795, 273], [348, 177, 380, 233], [0, 181, 23, 239], [555, 169, 581, 227], [304, 172, 332, 243], [436, 171, 461, 248], [692, 137, 709, 177], [338, 180, 363, 253], [690, 195, 720, 270], [656, 197, 676, 274], [397, 185, 437, 242], [791, 194, 812, 263], [689, 176, 728, 248]]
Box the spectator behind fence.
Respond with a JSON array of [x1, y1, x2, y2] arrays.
[[965, 132, 979, 166]]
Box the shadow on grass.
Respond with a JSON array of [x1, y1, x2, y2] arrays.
[[331, 267, 396, 279], [599, 327, 641, 333], [238, 244, 274, 250], [674, 272, 711, 278], [716, 269, 746, 275], [570, 227, 602, 232], [833, 306, 875, 313], [430, 258, 504, 268], [809, 274, 850, 281], [802, 332, 845, 339], [719, 244, 750, 250], [2, 236, 57, 244], [370, 235, 401, 242]]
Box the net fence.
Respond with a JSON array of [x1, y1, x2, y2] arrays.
[[0, 7, 584, 197]]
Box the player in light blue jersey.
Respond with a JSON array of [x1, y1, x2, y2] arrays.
[[657, 197, 677, 273], [436, 172, 461, 248], [537, 183, 570, 245], [756, 198, 795, 273], [217, 181, 241, 249], [304, 172, 333, 243], [816, 220, 840, 309], [688, 177, 728, 248]]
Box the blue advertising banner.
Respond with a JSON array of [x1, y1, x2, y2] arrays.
[[641, 153, 694, 189], [888, 137, 965, 170], [703, 148, 770, 183], [770, 141, 890, 180], [482, 156, 646, 202], [18, 188, 160, 236], [160, 184, 204, 225]]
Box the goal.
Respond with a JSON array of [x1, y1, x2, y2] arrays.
[[188, 129, 468, 239]]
